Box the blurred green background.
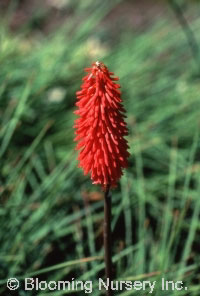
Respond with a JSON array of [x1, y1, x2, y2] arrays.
[[1, 0, 200, 295]]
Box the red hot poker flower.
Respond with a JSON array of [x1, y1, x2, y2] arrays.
[[74, 61, 130, 189]]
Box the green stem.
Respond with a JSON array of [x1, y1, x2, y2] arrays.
[[104, 185, 113, 296]]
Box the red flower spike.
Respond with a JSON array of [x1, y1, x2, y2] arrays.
[[74, 61, 130, 189]]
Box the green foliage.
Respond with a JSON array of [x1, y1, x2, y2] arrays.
[[0, 1, 200, 295]]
